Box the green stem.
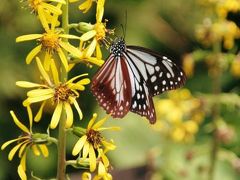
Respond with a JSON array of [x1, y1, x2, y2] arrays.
[[57, 1, 69, 180], [209, 42, 221, 180]]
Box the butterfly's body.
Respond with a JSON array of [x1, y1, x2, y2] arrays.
[[91, 38, 186, 124]]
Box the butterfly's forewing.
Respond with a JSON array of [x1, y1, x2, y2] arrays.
[[127, 46, 186, 96], [91, 54, 132, 118]]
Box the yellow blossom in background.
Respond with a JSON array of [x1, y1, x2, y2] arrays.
[[16, 58, 90, 129], [231, 55, 240, 77], [183, 53, 195, 77], [216, 0, 240, 19], [16, 16, 82, 71], [69, 0, 94, 13], [72, 113, 119, 172], [26, 0, 66, 30], [154, 89, 205, 143], [1, 106, 49, 180]]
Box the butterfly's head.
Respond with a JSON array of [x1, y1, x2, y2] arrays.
[[110, 37, 126, 57]]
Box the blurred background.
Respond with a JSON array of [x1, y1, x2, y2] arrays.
[[1, 0, 240, 179]]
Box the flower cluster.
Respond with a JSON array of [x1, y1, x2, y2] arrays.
[[153, 89, 205, 142], [2, 0, 117, 179]]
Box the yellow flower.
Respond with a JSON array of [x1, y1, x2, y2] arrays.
[[1, 106, 49, 180], [79, 0, 94, 13], [26, 0, 66, 30], [16, 16, 82, 71], [72, 113, 119, 172], [16, 58, 90, 129], [154, 89, 205, 143], [79, 0, 110, 62], [183, 53, 195, 77], [81, 149, 112, 180], [231, 55, 240, 77]]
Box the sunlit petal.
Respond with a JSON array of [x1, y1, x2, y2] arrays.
[[82, 172, 92, 180], [18, 164, 27, 180], [87, 113, 97, 129], [72, 135, 87, 156], [85, 38, 97, 57], [50, 102, 63, 129], [26, 106, 33, 132], [42, 2, 62, 15], [38, 6, 50, 31], [8, 142, 25, 160], [98, 161, 106, 175], [10, 111, 29, 133], [59, 34, 81, 39], [80, 30, 96, 41], [36, 57, 52, 86], [96, 43, 102, 60], [38, 144, 49, 157], [50, 59, 60, 84], [27, 94, 53, 104], [71, 98, 83, 120], [89, 145, 96, 172], [26, 44, 42, 64], [32, 144, 40, 156], [1, 137, 26, 150], [34, 101, 46, 122], [16, 34, 42, 42], [102, 140, 116, 151], [65, 102, 73, 128], [16, 81, 46, 88], [57, 47, 69, 71], [43, 51, 52, 71], [59, 41, 82, 57], [27, 89, 54, 97], [66, 73, 88, 84], [92, 116, 108, 130], [82, 141, 90, 159]]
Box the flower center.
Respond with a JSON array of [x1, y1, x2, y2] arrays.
[[28, 0, 42, 12], [87, 129, 102, 149], [40, 32, 60, 53], [54, 84, 75, 102], [94, 23, 106, 41]]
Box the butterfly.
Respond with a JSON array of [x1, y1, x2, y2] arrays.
[[91, 38, 186, 124]]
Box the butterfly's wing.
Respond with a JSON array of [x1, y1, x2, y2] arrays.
[[123, 51, 156, 123], [91, 54, 132, 118], [126, 46, 186, 96]]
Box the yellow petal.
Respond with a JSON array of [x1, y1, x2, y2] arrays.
[[80, 30, 96, 41], [20, 151, 27, 171], [77, 78, 91, 85], [59, 34, 81, 39], [82, 141, 90, 159], [26, 45, 42, 64], [18, 142, 29, 158], [57, 47, 69, 71], [100, 151, 109, 168], [96, 0, 105, 22], [27, 94, 53, 104], [50, 102, 63, 129], [36, 57, 52, 86], [32, 144, 40, 156], [1, 137, 26, 150], [96, 43, 102, 59], [43, 51, 52, 71], [85, 39, 97, 57], [42, 2, 62, 15], [50, 59, 60, 84], [89, 145, 96, 172], [102, 140, 116, 151], [98, 161, 106, 175], [18, 164, 27, 180], [38, 6, 50, 31], [71, 98, 83, 120], [34, 101, 46, 122], [26, 106, 33, 132], [92, 116, 108, 130], [79, 0, 92, 13], [16, 34, 42, 42], [16, 81, 45, 88], [98, 127, 121, 131], [82, 172, 92, 180], [86, 57, 104, 67], [8, 142, 25, 161], [87, 113, 97, 129], [38, 144, 49, 157], [72, 135, 87, 156], [66, 73, 88, 84], [10, 111, 29, 133], [27, 89, 54, 97], [65, 103, 73, 128], [59, 41, 82, 57], [48, 0, 66, 4]]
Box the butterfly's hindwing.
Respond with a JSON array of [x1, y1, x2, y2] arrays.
[[91, 54, 132, 118]]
